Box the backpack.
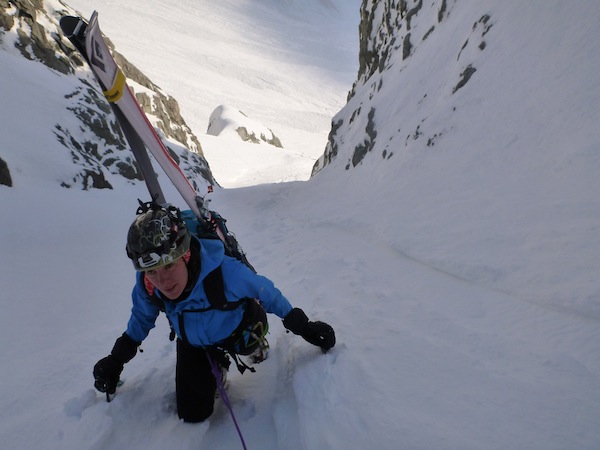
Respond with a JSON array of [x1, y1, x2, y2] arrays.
[[181, 209, 255, 274]]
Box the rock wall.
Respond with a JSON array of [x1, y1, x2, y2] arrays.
[[312, 0, 492, 175]]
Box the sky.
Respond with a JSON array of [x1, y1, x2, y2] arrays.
[[1, 1, 599, 449]]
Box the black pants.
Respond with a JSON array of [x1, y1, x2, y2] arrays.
[[175, 300, 268, 422], [176, 339, 217, 423]]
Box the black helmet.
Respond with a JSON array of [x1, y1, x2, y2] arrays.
[[126, 201, 191, 271]]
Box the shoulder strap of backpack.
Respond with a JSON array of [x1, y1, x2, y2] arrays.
[[203, 265, 246, 311], [203, 266, 226, 308]]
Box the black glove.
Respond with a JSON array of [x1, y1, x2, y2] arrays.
[[93, 333, 139, 393], [302, 321, 336, 351], [283, 308, 336, 352], [93, 355, 123, 394]]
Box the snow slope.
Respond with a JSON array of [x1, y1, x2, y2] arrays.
[[1, 1, 600, 449]]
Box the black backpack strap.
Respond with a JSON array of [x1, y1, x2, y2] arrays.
[[203, 265, 246, 311], [203, 266, 227, 309]]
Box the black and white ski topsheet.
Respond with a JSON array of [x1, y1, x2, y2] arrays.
[[60, 12, 234, 244]]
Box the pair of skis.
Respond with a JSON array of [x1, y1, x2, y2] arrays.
[[60, 12, 221, 240]]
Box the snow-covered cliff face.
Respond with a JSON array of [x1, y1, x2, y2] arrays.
[[0, 0, 212, 189], [312, 0, 492, 174], [309, 0, 600, 314]]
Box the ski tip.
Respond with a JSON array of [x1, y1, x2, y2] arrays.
[[59, 16, 82, 36]]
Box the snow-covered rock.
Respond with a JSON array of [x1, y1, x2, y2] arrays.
[[207, 104, 283, 148]]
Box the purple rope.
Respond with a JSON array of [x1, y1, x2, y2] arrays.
[[207, 352, 248, 450]]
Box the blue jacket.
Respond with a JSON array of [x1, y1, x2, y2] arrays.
[[125, 236, 293, 347]]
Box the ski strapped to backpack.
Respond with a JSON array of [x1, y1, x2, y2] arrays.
[[59, 12, 254, 269]]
